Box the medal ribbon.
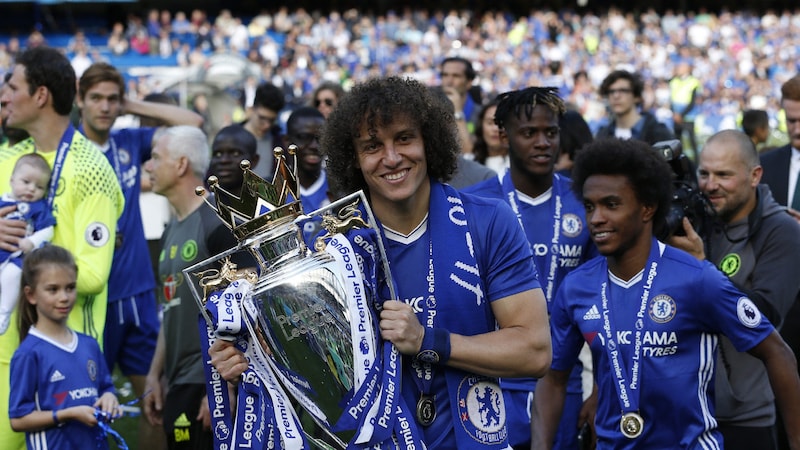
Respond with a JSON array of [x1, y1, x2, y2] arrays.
[[500, 170, 563, 301], [201, 280, 308, 449], [409, 237, 438, 399], [599, 241, 661, 418], [240, 324, 306, 450], [40, 125, 75, 210], [197, 306, 235, 449], [330, 229, 423, 449]]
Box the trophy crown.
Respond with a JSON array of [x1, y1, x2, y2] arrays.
[[197, 148, 303, 240]]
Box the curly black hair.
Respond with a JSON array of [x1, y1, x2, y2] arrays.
[[320, 76, 459, 196], [571, 138, 673, 230]]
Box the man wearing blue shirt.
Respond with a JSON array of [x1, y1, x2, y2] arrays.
[[77, 62, 203, 447], [533, 138, 800, 449]]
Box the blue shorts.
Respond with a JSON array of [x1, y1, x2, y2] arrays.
[[103, 290, 159, 376], [504, 388, 533, 447], [506, 388, 583, 449]]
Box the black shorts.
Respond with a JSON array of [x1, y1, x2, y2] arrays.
[[163, 383, 213, 450]]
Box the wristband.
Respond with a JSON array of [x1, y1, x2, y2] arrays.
[[415, 328, 451, 364], [454, 111, 465, 121], [52, 410, 59, 425]]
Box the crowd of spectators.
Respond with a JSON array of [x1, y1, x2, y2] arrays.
[[1, 6, 799, 144]]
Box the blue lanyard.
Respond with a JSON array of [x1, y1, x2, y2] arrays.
[[500, 170, 563, 301], [39, 125, 75, 210]]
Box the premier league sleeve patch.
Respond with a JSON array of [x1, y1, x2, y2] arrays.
[[457, 376, 508, 445], [736, 297, 762, 328], [85, 222, 111, 247]]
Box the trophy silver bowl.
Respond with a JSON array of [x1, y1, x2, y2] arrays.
[[184, 149, 394, 449]]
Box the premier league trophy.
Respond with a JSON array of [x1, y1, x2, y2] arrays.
[[184, 147, 418, 450]]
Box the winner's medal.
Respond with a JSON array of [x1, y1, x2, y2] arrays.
[[620, 412, 644, 439], [416, 394, 436, 427]]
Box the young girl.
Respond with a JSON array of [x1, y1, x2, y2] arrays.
[[8, 245, 120, 449]]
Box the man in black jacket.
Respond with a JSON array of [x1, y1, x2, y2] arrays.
[[760, 75, 800, 220], [671, 130, 800, 450], [596, 70, 675, 145], [758, 73, 800, 450]]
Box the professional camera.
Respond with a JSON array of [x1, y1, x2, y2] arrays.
[[652, 139, 715, 241]]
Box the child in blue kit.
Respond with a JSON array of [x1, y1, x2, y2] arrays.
[[8, 245, 120, 449]]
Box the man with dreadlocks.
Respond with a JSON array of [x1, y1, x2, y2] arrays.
[[464, 87, 597, 449]]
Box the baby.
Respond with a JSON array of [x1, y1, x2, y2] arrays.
[[0, 154, 55, 334]]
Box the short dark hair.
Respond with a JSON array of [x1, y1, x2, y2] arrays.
[[78, 62, 125, 100], [212, 124, 257, 157], [559, 110, 594, 162], [781, 75, 800, 103], [440, 56, 476, 81], [286, 106, 324, 136], [253, 82, 285, 112], [494, 86, 566, 129], [571, 138, 673, 230], [321, 76, 459, 196], [16, 47, 76, 116], [599, 70, 644, 103], [741, 109, 769, 138]]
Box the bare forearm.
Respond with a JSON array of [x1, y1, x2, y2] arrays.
[[10, 411, 57, 432], [766, 347, 800, 449], [751, 332, 800, 449], [532, 371, 568, 450], [124, 98, 204, 127], [148, 327, 166, 379], [448, 325, 551, 378], [449, 290, 551, 377]]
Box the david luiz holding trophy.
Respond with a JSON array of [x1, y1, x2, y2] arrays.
[[197, 76, 552, 449]]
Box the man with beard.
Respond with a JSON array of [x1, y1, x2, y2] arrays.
[[670, 130, 800, 450]]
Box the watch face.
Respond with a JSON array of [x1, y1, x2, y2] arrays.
[[417, 349, 440, 364]]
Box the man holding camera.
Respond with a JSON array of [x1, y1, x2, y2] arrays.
[[670, 129, 800, 450]]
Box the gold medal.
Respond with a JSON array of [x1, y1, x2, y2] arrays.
[[416, 394, 436, 427], [620, 412, 644, 439]]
